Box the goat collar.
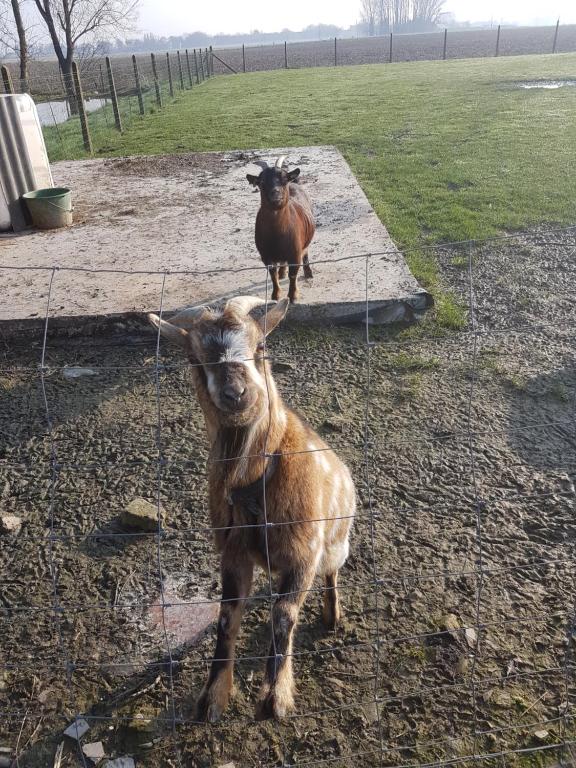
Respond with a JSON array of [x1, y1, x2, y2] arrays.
[[227, 453, 280, 518]]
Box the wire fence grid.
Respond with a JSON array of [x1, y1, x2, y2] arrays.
[[1, 21, 575, 162], [0, 228, 575, 766]]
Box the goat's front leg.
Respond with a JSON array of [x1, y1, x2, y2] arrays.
[[269, 265, 281, 301], [196, 551, 254, 723], [255, 565, 315, 720], [287, 263, 301, 303]]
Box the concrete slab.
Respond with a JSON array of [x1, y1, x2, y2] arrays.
[[0, 146, 431, 330]]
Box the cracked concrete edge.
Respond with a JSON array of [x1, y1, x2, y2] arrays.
[[0, 289, 434, 341]]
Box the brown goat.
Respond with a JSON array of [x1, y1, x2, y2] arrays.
[[148, 296, 355, 721], [247, 156, 315, 303]]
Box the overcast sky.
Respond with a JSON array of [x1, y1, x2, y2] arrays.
[[138, 0, 575, 37]]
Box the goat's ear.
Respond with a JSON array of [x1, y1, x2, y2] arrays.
[[286, 168, 300, 182], [258, 298, 290, 337], [148, 313, 188, 348], [246, 173, 261, 186]]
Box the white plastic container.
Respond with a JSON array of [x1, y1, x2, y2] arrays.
[[0, 93, 53, 231]]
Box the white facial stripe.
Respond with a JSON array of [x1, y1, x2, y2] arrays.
[[205, 369, 219, 400]]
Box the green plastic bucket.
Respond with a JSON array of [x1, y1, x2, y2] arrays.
[[22, 187, 73, 229]]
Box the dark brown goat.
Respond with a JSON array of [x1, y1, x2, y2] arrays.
[[247, 156, 315, 303]]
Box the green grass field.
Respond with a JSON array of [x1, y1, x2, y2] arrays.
[[44, 54, 576, 324]]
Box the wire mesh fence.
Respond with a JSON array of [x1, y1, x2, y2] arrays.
[[0, 226, 575, 766]]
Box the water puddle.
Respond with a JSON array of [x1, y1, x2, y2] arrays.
[[36, 97, 107, 126], [515, 80, 576, 90]]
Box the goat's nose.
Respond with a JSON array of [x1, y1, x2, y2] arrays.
[[222, 383, 246, 404]]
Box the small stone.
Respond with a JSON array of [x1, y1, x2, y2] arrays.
[[0, 515, 22, 535], [439, 613, 460, 641], [465, 627, 477, 648], [83, 742, 105, 763], [534, 730, 549, 742], [104, 760, 135, 768], [455, 655, 469, 676], [218, 763, 236, 768], [63, 718, 90, 740], [63, 367, 97, 379], [120, 498, 165, 532]]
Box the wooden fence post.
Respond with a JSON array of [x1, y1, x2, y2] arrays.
[[105, 56, 122, 132], [177, 50, 185, 89], [495, 24, 501, 57], [132, 55, 145, 115], [151, 52, 162, 106], [199, 49, 205, 80], [552, 18, 560, 53], [185, 49, 193, 87], [72, 61, 92, 154], [442, 28, 447, 60], [242, 43, 246, 73], [284, 41, 288, 68], [205, 48, 210, 78], [389, 32, 393, 63], [194, 49, 201, 83], [1, 65, 14, 94], [334, 36, 337, 66], [210, 45, 214, 75], [166, 52, 174, 96]]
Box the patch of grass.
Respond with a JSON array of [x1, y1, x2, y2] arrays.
[[384, 351, 441, 372], [548, 381, 570, 402], [43, 54, 576, 322]]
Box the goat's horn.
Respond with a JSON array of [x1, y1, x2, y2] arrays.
[[169, 305, 208, 329], [275, 155, 287, 169], [226, 296, 266, 315]]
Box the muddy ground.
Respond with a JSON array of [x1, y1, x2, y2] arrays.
[[0, 228, 575, 767]]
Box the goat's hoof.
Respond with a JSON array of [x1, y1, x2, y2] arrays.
[[195, 686, 230, 723], [288, 294, 298, 304], [255, 686, 295, 721], [322, 609, 340, 632]]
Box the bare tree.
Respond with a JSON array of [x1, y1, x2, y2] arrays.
[[0, 0, 32, 90], [360, 0, 377, 35], [412, 0, 444, 23], [33, 0, 138, 108]]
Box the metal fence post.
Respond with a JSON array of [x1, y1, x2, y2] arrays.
[[334, 36, 337, 66], [166, 52, 174, 96], [1, 65, 14, 94], [389, 33, 393, 63], [210, 45, 214, 75], [199, 49, 205, 80], [105, 56, 122, 132], [443, 28, 447, 60], [132, 55, 145, 115], [552, 18, 560, 53], [284, 40, 288, 69], [151, 52, 162, 106], [205, 48, 210, 78], [194, 49, 201, 83], [177, 50, 185, 89], [185, 49, 193, 87], [495, 24, 501, 57], [72, 61, 93, 153], [242, 43, 246, 73]]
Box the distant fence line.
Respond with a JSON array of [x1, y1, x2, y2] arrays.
[[0, 22, 574, 159]]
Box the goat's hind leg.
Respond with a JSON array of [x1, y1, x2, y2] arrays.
[[303, 251, 313, 280], [196, 553, 253, 722], [322, 571, 340, 631]]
